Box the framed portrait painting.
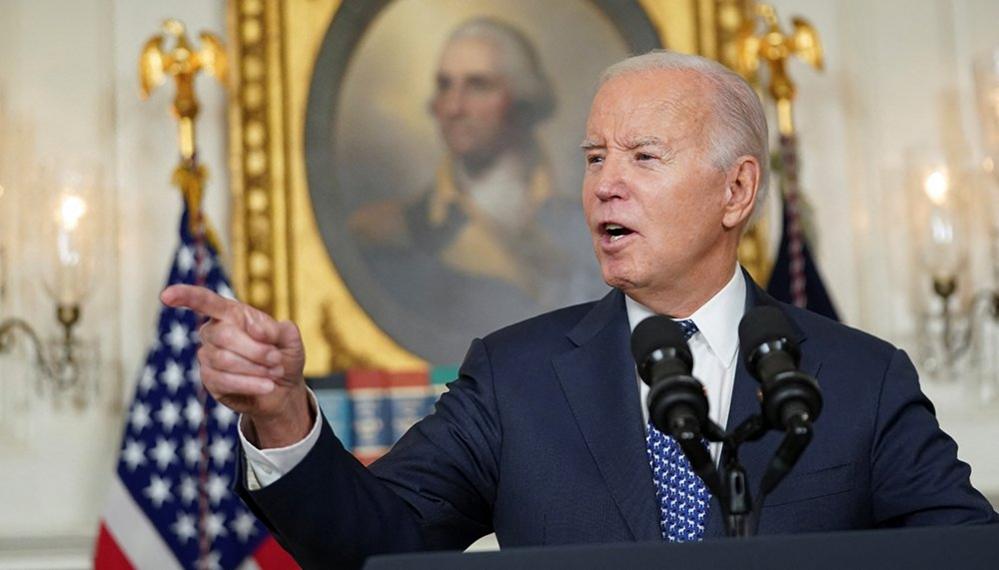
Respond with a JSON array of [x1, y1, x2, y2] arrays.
[[228, 0, 755, 375]]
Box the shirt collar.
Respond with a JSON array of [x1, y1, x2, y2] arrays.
[[624, 265, 745, 365]]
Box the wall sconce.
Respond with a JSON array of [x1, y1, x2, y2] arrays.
[[911, 159, 973, 363], [908, 48, 999, 403], [907, 149, 997, 393], [0, 165, 100, 406]]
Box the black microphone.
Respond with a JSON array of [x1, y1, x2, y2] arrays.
[[738, 306, 822, 430], [630, 316, 708, 439]]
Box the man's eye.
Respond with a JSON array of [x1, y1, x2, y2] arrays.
[[467, 76, 498, 92], [586, 155, 603, 165], [635, 153, 656, 161]]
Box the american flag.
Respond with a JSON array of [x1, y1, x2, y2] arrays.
[[94, 206, 297, 569]]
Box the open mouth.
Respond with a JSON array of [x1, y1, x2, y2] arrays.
[[601, 222, 635, 242]]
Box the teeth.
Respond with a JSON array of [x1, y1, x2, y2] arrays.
[[604, 223, 629, 242]]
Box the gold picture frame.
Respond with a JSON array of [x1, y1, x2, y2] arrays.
[[228, 0, 754, 377]]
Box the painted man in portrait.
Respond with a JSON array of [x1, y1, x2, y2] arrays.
[[348, 18, 603, 351]]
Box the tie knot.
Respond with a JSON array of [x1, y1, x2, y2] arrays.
[[676, 319, 698, 341]]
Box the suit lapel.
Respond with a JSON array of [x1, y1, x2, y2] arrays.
[[552, 289, 662, 542], [704, 272, 821, 538]]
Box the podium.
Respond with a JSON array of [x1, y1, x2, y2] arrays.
[[364, 525, 999, 570]]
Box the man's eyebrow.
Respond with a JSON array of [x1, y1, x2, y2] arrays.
[[623, 136, 666, 149], [580, 136, 670, 151]]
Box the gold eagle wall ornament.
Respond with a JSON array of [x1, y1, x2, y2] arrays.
[[139, 19, 227, 248], [736, 3, 823, 135], [139, 19, 227, 161]]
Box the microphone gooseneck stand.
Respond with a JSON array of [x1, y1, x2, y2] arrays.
[[636, 309, 823, 538], [666, 406, 815, 538]]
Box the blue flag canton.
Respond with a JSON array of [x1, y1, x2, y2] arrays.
[[116, 210, 269, 569]]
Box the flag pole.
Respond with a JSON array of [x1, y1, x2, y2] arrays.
[[138, 19, 227, 568]]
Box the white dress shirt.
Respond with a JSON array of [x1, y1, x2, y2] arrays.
[[240, 265, 746, 489], [626, 265, 745, 462]]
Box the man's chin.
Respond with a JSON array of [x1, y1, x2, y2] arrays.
[[600, 269, 639, 292], [453, 150, 500, 174], [443, 133, 486, 158]]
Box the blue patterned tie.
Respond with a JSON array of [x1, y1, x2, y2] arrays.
[[645, 319, 711, 542]]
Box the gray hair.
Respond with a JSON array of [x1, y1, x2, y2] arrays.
[[600, 50, 770, 220], [444, 18, 556, 126]]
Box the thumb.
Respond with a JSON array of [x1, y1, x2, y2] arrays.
[[276, 320, 304, 353]]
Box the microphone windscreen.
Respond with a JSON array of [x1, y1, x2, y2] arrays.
[[630, 315, 689, 365], [738, 306, 796, 363]]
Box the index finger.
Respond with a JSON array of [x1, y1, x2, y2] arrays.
[[161, 284, 234, 321]]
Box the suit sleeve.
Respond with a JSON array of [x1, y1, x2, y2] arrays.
[[870, 349, 998, 526], [235, 338, 500, 569]]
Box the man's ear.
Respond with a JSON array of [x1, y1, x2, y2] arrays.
[[721, 155, 760, 230]]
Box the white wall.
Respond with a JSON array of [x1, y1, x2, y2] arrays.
[[0, 0, 226, 566], [0, 0, 997, 566]]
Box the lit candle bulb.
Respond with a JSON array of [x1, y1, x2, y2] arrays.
[[52, 192, 89, 307], [920, 166, 964, 282], [923, 168, 949, 206]]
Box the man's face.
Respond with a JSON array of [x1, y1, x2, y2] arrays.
[[431, 37, 515, 162], [581, 70, 731, 297]]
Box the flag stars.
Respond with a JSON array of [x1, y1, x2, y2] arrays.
[[188, 361, 201, 386], [165, 322, 190, 354], [161, 360, 184, 393], [212, 405, 236, 430], [150, 437, 178, 471], [182, 437, 201, 467], [208, 436, 233, 467], [179, 475, 198, 505], [130, 402, 152, 433], [138, 365, 156, 394], [121, 439, 146, 471], [144, 475, 173, 508], [156, 400, 182, 432], [171, 513, 197, 544], [230, 510, 257, 543], [205, 512, 228, 541], [176, 245, 195, 274], [184, 398, 203, 429], [206, 473, 230, 506]]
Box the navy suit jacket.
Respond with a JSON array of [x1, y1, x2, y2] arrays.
[[238, 276, 997, 568]]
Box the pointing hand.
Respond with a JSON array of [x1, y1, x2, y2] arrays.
[[161, 284, 312, 447]]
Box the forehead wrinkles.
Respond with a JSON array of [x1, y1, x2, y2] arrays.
[[587, 84, 713, 150]]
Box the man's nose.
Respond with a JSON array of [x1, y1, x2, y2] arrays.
[[438, 86, 467, 117], [592, 155, 629, 201]]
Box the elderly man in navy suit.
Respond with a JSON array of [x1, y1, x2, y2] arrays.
[[163, 51, 997, 569]]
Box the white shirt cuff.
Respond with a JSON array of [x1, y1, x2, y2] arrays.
[[239, 388, 323, 490]]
